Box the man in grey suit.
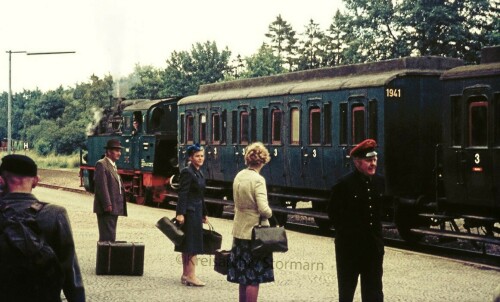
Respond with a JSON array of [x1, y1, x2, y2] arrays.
[[94, 139, 127, 242]]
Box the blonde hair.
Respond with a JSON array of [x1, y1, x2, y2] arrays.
[[244, 142, 270, 167]]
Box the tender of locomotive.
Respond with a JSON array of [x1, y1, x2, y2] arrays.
[[80, 97, 179, 205], [176, 54, 468, 234]]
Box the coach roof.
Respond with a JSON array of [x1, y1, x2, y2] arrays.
[[179, 56, 463, 104]]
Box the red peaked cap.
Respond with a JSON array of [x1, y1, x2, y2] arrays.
[[349, 139, 378, 158]]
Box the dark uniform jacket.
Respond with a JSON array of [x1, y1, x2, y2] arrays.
[[176, 164, 207, 216], [0, 193, 86, 302], [328, 170, 386, 255], [93, 157, 127, 216]]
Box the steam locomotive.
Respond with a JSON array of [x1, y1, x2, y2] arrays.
[[80, 46, 500, 244]]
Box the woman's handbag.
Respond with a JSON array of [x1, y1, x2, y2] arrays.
[[155, 217, 184, 246], [214, 249, 231, 275], [251, 216, 288, 256], [202, 222, 222, 254]]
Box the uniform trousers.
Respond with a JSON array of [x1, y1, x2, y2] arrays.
[[97, 213, 118, 242], [335, 244, 384, 302]]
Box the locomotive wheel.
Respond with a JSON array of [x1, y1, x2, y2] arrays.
[[273, 212, 288, 227], [312, 201, 332, 232], [394, 199, 429, 243], [206, 203, 224, 218]]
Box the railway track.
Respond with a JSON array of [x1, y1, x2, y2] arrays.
[[38, 182, 500, 269]]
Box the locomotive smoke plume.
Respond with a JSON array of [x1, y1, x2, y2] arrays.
[[86, 107, 104, 136]]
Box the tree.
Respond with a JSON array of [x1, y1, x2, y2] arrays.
[[265, 15, 298, 71], [241, 44, 285, 78], [339, 0, 499, 64], [322, 10, 350, 66], [341, 0, 405, 63], [127, 64, 164, 99], [297, 19, 326, 70], [73, 74, 114, 112], [161, 41, 232, 96]]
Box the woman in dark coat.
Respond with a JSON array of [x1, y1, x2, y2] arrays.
[[175, 143, 208, 286]]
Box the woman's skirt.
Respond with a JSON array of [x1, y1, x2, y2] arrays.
[[174, 207, 203, 254], [227, 238, 274, 285]]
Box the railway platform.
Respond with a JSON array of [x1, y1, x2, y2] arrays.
[[34, 187, 499, 302]]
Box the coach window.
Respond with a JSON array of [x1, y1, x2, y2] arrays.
[[468, 98, 488, 146], [352, 105, 366, 144], [291, 108, 300, 145], [494, 94, 500, 146], [231, 111, 238, 144], [451, 96, 462, 146], [199, 114, 207, 144], [324, 103, 332, 145], [212, 113, 221, 144], [339, 103, 348, 145], [272, 109, 282, 145], [309, 107, 320, 145], [186, 115, 194, 144], [368, 100, 378, 139]]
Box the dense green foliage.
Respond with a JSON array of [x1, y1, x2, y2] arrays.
[[1, 0, 498, 156]]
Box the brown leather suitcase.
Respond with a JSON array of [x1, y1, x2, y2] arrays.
[[96, 241, 145, 276]]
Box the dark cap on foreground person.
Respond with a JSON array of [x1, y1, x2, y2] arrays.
[[0, 154, 38, 177], [349, 139, 378, 158], [186, 143, 204, 156], [104, 139, 123, 149]]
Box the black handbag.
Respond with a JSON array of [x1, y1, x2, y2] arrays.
[[251, 216, 288, 256], [214, 249, 231, 275], [202, 222, 223, 255], [155, 217, 184, 246]]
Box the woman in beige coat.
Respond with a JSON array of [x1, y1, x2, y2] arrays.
[[227, 142, 273, 302]]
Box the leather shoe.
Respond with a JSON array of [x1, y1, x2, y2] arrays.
[[181, 275, 187, 285], [184, 276, 206, 287]]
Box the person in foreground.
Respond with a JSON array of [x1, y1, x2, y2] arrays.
[[0, 154, 85, 302], [328, 139, 386, 302], [175, 143, 208, 286], [228, 142, 274, 302], [93, 139, 127, 242]]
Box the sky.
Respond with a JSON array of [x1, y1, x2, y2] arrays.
[[1, 0, 344, 95]]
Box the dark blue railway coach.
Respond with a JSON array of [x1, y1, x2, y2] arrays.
[[177, 56, 463, 228]]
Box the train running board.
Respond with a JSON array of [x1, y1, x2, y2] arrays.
[[410, 228, 500, 246]]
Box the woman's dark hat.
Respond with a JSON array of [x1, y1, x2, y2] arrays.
[[349, 139, 378, 158], [0, 154, 37, 177], [186, 143, 204, 156], [104, 139, 123, 149]]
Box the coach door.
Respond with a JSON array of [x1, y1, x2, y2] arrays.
[[263, 104, 286, 187], [462, 88, 494, 206], [302, 99, 331, 189], [205, 108, 226, 182], [285, 100, 303, 188], [447, 87, 495, 207]]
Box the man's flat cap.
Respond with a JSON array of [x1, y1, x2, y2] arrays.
[[0, 154, 38, 177], [350, 139, 378, 158]]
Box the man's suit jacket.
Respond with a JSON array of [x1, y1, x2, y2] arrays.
[[93, 157, 127, 216]]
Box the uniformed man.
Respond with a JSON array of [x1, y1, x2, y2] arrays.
[[328, 139, 385, 302]]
